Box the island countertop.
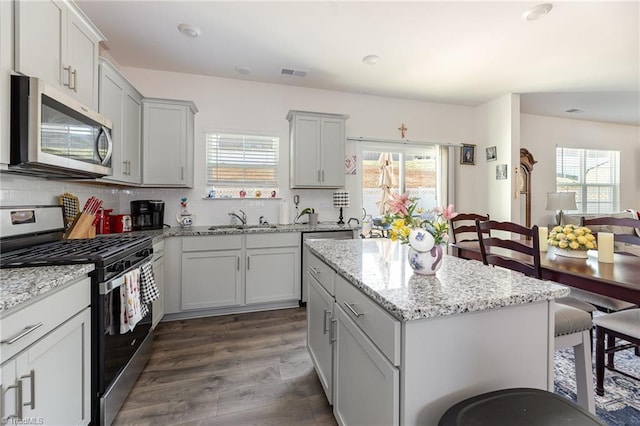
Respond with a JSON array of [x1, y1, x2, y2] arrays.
[[306, 239, 570, 321]]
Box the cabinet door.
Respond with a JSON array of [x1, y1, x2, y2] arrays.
[[143, 102, 187, 185], [14, 0, 66, 87], [245, 246, 300, 304], [67, 11, 99, 109], [334, 306, 399, 426], [0, 0, 12, 165], [152, 257, 165, 328], [182, 250, 242, 310], [320, 117, 346, 187], [291, 115, 321, 187], [307, 275, 334, 404], [17, 307, 91, 426], [122, 91, 142, 182], [98, 66, 126, 180], [1, 358, 19, 422]]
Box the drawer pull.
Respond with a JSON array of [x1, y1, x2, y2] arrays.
[[330, 318, 337, 343], [310, 267, 320, 275], [343, 301, 363, 318], [323, 309, 331, 335], [1, 323, 44, 345], [20, 370, 35, 410], [4, 380, 23, 420]]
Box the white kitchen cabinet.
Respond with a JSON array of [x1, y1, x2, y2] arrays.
[[245, 233, 300, 305], [287, 110, 348, 188], [0, 276, 91, 426], [307, 273, 335, 404], [98, 58, 142, 184], [151, 240, 165, 328], [142, 98, 198, 187], [333, 305, 400, 426], [181, 235, 243, 310], [0, 0, 12, 167], [14, 0, 103, 110]]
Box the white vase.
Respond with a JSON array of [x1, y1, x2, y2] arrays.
[[407, 245, 444, 275], [555, 248, 588, 258]]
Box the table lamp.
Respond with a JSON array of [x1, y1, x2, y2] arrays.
[[333, 190, 350, 225], [546, 192, 577, 226]]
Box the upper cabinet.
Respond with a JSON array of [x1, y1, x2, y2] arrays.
[[98, 58, 142, 184], [0, 0, 13, 166], [142, 98, 198, 187], [14, 0, 104, 110], [287, 110, 349, 188]]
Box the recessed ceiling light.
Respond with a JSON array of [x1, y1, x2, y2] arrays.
[[362, 55, 380, 65], [178, 23, 201, 38], [235, 66, 251, 75], [565, 108, 583, 114], [522, 3, 553, 21]]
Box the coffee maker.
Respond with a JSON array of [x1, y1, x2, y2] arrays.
[[131, 200, 165, 230]]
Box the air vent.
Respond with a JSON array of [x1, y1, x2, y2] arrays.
[[281, 68, 307, 78], [565, 108, 583, 113]]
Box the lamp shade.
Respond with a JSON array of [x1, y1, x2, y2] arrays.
[[546, 192, 577, 211], [333, 190, 350, 208]]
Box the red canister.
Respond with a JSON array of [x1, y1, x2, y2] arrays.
[[96, 209, 113, 234], [110, 214, 132, 233]]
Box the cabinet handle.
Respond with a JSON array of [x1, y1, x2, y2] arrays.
[[323, 309, 330, 335], [71, 68, 78, 92], [247, 256, 250, 270], [317, 170, 321, 182], [330, 318, 337, 343], [181, 166, 184, 180], [321, 170, 325, 182], [237, 256, 240, 271], [63, 65, 72, 88], [1, 323, 43, 345], [310, 267, 320, 275], [20, 370, 35, 410], [4, 380, 23, 420], [343, 301, 363, 317], [127, 160, 131, 175]]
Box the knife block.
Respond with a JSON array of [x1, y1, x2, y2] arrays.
[[64, 213, 97, 239]]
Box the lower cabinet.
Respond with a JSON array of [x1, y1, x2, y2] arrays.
[[182, 249, 243, 310], [1, 278, 91, 426], [151, 239, 165, 328], [307, 274, 335, 403], [334, 305, 400, 426]]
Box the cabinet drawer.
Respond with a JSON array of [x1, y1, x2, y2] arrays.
[[0, 276, 91, 361], [182, 235, 242, 252], [307, 253, 335, 296], [246, 232, 300, 249], [335, 275, 400, 366]]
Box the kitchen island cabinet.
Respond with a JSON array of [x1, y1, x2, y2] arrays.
[[305, 239, 569, 425]]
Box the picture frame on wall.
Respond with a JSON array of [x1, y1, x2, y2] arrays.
[[486, 146, 497, 162], [496, 164, 508, 180], [460, 144, 476, 165]]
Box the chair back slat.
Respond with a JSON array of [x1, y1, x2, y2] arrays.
[[581, 216, 640, 247], [450, 213, 490, 243], [476, 219, 541, 279]]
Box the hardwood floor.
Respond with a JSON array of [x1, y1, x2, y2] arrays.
[[113, 307, 337, 425]]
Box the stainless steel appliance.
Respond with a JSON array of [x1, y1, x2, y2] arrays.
[[301, 230, 355, 304], [0, 206, 153, 426], [10, 75, 113, 178], [131, 200, 165, 231]]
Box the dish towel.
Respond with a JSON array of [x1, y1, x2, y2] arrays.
[[120, 268, 143, 334], [140, 262, 159, 306]]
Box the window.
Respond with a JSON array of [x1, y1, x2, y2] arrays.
[[361, 144, 439, 217], [556, 147, 620, 213], [206, 131, 279, 193]]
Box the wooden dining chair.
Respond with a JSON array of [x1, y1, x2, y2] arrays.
[[450, 213, 490, 244], [476, 219, 595, 413]]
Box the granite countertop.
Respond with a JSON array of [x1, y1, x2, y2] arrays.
[[0, 264, 95, 313], [164, 222, 359, 237], [306, 239, 570, 322]]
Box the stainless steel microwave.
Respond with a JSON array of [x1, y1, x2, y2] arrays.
[[10, 75, 113, 178]]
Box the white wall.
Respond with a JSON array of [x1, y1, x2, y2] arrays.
[[119, 66, 476, 226], [521, 113, 640, 227]]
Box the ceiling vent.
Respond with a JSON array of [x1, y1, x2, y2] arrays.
[[281, 68, 307, 77]]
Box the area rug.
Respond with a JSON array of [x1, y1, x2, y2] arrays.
[[554, 337, 640, 425]]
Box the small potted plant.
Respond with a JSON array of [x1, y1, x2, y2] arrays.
[[296, 207, 318, 225]]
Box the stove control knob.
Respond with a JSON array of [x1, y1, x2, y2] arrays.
[[139, 249, 152, 258], [113, 262, 126, 273]]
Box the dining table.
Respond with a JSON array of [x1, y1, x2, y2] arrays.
[[451, 240, 640, 305]]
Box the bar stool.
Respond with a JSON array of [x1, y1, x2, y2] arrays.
[[438, 388, 604, 426]]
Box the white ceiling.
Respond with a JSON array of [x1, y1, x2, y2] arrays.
[[76, 0, 640, 126]]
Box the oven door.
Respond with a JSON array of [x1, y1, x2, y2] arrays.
[[97, 263, 152, 395]]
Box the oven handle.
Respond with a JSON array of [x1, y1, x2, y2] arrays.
[[99, 256, 153, 295]]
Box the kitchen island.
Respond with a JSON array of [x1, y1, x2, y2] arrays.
[[305, 239, 569, 426]]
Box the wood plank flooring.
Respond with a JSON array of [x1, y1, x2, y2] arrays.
[[113, 307, 337, 425]]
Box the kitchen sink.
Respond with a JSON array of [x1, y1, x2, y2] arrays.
[[208, 224, 278, 231]]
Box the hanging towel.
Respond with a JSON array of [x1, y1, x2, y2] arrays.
[[120, 269, 143, 333], [140, 262, 159, 305]]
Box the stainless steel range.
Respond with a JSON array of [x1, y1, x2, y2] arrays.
[[0, 205, 154, 425]]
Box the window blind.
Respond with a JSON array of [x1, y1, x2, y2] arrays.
[[206, 132, 279, 186], [556, 147, 620, 213]]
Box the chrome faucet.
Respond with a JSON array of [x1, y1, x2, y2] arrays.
[[229, 209, 247, 225]]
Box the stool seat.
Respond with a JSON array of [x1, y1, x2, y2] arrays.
[[438, 388, 604, 426], [592, 309, 640, 339], [555, 303, 592, 336]]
